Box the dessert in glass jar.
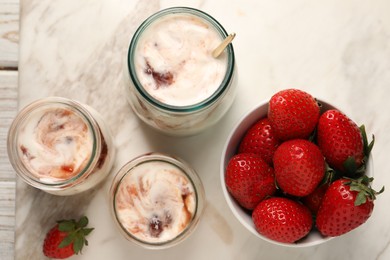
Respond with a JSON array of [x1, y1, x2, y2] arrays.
[[124, 7, 237, 136], [7, 97, 115, 195], [110, 153, 205, 249]]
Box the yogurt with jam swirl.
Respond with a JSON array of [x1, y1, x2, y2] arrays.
[[111, 153, 205, 248], [133, 12, 228, 107], [125, 7, 236, 136], [114, 160, 196, 243], [18, 108, 94, 181], [7, 97, 115, 195]]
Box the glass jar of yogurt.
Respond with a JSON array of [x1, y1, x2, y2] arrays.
[[124, 7, 237, 136], [110, 153, 205, 249], [7, 97, 115, 196]]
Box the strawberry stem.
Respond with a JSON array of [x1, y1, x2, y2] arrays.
[[344, 176, 384, 206], [342, 125, 375, 178], [57, 216, 94, 254], [360, 125, 375, 157], [343, 157, 358, 176], [319, 163, 338, 186], [359, 124, 375, 169]]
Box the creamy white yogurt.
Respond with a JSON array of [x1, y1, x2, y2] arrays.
[[17, 107, 93, 181], [134, 13, 228, 107], [114, 160, 196, 243]]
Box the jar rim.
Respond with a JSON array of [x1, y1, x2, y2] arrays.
[[127, 6, 235, 113], [7, 97, 101, 190], [111, 152, 205, 248]]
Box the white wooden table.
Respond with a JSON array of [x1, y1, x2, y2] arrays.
[[0, 0, 19, 259]]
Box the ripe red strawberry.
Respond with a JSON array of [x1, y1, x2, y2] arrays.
[[43, 216, 94, 259], [268, 89, 320, 141], [302, 167, 336, 214], [225, 153, 276, 210], [302, 183, 329, 214], [252, 197, 313, 243], [273, 139, 325, 197], [316, 177, 384, 237], [317, 109, 371, 175], [238, 117, 281, 165]]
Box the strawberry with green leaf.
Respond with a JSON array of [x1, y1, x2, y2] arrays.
[[316, 176, 384, 237], [317, 109, 374, 176], [43, 216, 94, 259]]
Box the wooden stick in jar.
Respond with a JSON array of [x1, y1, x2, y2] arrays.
[[212, 33, 236, 58]]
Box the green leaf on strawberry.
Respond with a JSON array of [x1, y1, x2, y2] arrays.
[[78, 215, 89, 228], [73, 235, 84, 254], [82, 228, 94, 237], [316, 177, 384, 237], [58, 219, 79, 231], [342, 125, 375, 177], [317, 109, 367, 177], [344, 175, 384, 206], [360, 125, 375, 157], [343, 156, 359, 176], [58, 233, 75, 248], [43, 215, 94, 259]]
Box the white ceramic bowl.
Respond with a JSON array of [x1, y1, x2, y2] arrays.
[[220, 98, 373, 247]]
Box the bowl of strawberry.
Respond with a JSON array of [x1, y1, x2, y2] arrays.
[[220, 88, 383, 247]]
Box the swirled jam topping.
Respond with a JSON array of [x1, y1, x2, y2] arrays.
[[134, 13, 228, 106], [17, 108, 93, 182], [114, 161, 196, 243]]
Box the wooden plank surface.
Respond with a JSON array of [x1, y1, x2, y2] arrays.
[[0, 0, 19, 258], [0, 0, 19, 68], [0, 70, 17, 260]]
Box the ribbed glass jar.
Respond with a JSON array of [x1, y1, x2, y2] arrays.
[[7, 97, 115, 195], [124, 7, 237, 136], [110, 153, 205, 249]]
